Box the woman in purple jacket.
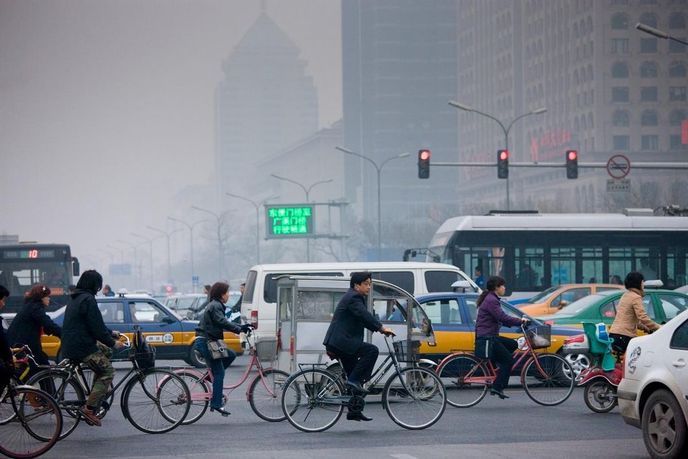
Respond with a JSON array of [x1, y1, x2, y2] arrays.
[[475, 276, 528, 399]]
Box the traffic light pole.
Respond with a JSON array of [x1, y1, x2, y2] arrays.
[[431, 161, 688, 169]]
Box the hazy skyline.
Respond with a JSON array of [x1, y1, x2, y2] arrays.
[[0, 0, 342, 273]]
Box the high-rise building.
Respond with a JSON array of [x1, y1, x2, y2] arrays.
[[455, 0, 687, 213], [341, 0, 460, 257], [215, 11, 318, 203]]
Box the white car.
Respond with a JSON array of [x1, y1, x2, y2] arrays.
[[617, 308, 688, 459]]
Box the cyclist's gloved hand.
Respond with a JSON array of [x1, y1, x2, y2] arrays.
[[520, 317, 531, 326], [240, 324, 253, 334]]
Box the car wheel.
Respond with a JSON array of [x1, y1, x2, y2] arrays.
[[563, 353, 591, 379], [188, 347, 206, 368], [642, 389, 688, 459]]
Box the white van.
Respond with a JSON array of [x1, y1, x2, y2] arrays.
[[241, 262, 477, 342]]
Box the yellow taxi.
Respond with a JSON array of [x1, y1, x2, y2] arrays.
[[42, 294, 242, 367]]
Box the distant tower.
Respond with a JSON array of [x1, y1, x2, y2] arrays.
[[215, 10, 318, 200], [341, 1, 459, 241]]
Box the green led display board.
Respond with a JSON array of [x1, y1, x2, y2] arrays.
[[265, 204, 315, 238]]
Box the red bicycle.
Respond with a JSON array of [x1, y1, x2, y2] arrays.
[[435, 324, 575, 407]]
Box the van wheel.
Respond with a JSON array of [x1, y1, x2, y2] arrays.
[[188, 348, 206, 368]]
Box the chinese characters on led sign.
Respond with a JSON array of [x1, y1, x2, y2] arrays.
[[265, 205, 315, 238]]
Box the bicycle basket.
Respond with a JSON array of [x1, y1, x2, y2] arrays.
[[130, 328, 156, 369], [392, 340, 420, 362], [526, 324, 552, 349], [255, 338, 278, 362]]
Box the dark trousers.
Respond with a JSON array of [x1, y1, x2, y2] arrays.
[[327, 342, 379, 385], [609, 333, 632, 357], [490, 336, 518, 392], [194, 337, 236, 409]]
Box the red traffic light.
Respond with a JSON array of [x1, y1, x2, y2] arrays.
[[418, 149, 431, 179], [499, 150, 509, 161], [567, 150, 577, 161], [419, 149, 431, 161]]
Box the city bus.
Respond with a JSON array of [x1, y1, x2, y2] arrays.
[[427, 211, 688, 298], [0, 243, 80, 314]]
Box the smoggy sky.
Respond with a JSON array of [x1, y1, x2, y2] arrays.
[[0, 0, 341, 270]]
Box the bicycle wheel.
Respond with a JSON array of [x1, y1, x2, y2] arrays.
[[249, 368, 289, 422], [174, 369, 210, 425], [0, 387, 63, 459], [281, 368, 344, 433], [27, 368, 84, 439], [1, 383, 17, 425], [383, 366, 446, 430], [120, 368, 190, 434], [436, 354, 489, 408], [583, 380, 617, 413], [522, 353, 575, 406]]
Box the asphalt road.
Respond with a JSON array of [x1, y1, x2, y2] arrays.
[[37, 356, 648, 459]]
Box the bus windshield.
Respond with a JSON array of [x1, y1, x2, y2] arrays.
[[0, 244, 78, 313]]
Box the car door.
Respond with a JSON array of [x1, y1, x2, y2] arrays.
[[96, 299, 128, 360], [417, 296, 472, 357], [667, 316, 688, 401], [124, 300, 184, 360]]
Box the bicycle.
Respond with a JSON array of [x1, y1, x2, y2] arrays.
[[280, 335, 447, 433], [436, 323, 575, 407], [26, 332, 191, 439], [0, 375, 63, 459], [172, 326, 289, 424]]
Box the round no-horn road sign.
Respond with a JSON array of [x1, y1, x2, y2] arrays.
[[607, 154, 631, 179]]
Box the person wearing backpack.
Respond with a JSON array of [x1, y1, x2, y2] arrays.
[[194, 282, 251, 417], [60, 270, 123, 427]]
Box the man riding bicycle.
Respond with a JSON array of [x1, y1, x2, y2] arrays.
[[60, 270, 124, 427], [323, 272, 395, 421]]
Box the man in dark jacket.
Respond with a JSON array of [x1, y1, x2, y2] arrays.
[[323, 272, 394, 421], [61, 270, 123, 426], [0, 285, 13, 394]]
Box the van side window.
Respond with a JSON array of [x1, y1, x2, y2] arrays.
[[424, 271, 461, 292], [371, 271, 414, 294], [244, 270, 257, 303], [264, 272, 343, 303]]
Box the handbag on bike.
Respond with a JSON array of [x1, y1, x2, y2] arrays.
[[207, 339, 228, 360]]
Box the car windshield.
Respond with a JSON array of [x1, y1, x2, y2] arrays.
[[226, 293, 241, 309], [501, 301, 542, 325], [554, 293, 609, 315], [526, 286, 560, 303], [177, 297, 198, 309]]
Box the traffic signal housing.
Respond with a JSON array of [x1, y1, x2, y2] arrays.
[[418, 149, 431, 179], [497, 149, 509, 179], [566, 150, 578, 179]]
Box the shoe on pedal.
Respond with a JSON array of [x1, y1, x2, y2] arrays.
[[345, 381, 368, 395], [79, 406, 102, 427], [346, 412, 373, 421]]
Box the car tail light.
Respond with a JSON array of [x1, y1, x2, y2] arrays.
[[563, 334, 586, 346], [250, 310, 258, 329], [544, 320, 554, 326]]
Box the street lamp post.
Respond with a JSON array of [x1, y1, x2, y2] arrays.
[[448, 101, 546, 211], [225, 192, 279, 265], [146, 225, 182, 283], [131, 232, 155, 293], [636, 22, 688, 46], [115, 240, 138, 288], [335, 146, 410, 260], [191, 205, 231, 280], [168, 217, 208, 292], [270, 174, 333, 262]]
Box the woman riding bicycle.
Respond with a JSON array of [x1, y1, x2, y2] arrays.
[[475, 276, 528, 400], [608, 271, 660, 356]]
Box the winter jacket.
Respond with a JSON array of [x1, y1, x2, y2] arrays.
[[7, 300, 61, 359], [61, 289, 116, 361], [609, 288, 660, 338], [323, 288, 383, 354], [475, 291, 522, 338], [195, 299, 241, 340]]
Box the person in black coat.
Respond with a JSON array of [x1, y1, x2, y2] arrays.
[[323, 272, 394, 421], [7, 284, 62, 374], [0, 285, 13, 394], [61, 270, 123, 427]]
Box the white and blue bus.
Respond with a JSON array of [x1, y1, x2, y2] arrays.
[[0, 243, 80, 314], [428, 211, 688, 298]]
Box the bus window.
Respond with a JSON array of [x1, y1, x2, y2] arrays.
[[581, 248, 603, 284], [551, 247, 575, 284], [514, 247, 544, 290]]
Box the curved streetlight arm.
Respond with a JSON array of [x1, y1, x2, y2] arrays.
[[380, 152, 411, 170], [306, 179, 333, 195], [505, 108, 547, 138], [636, 22, 688, 45], [270, 174, 308, 196], [335, 146, 379, 172]]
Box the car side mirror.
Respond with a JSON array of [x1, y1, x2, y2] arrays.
[[161, 315, 175, 324], [559, 300, 569, 308]]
